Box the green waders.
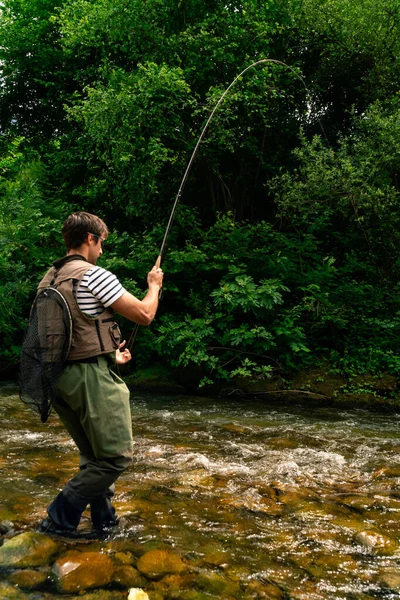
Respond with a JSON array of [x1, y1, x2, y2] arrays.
[[47, 355, 133, 531]]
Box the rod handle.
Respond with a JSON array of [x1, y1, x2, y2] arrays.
[[155, 255, 163, 299]]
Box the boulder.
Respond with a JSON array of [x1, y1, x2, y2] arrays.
[[136, 549, 186, 580], [52, 550, 114, 593], [0, 532, 58, 568]]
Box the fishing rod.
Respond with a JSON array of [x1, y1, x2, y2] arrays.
[[127, 58, 325, 350], [153, 58, 327, 269]]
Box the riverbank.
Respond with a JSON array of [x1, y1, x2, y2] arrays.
[[2, 360, 400, 412], [126, 362, 400, 412]]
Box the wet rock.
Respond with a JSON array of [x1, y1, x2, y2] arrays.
[[113, 551, 135, 566], [52, 550, 114, 593], [0, 519, 14, 534], [0, 532, 58, 568], [290, 580, 326, 599], [136, 549, 186, 580], [221, 493, 283, 516], [377, 568, 400, 590], [354, 530, 397, 555], [372, 466, 400, 479], [196, 571, 240, 596], [267, 437, 300, 449], [245, 579, 284, 599], [203, 550, 230, 567], [0, 583, 29, 599], [221, 423, 252, 435], [112, 565, 147, 589], [199, 474, 228, 488], [149, 573, 197, 598], [128, 589, 150, 600], [9, 568, 49, 589], [340, 495, 377, 512]]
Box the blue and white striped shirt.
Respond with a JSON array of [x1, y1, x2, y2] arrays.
[[75, 267, 126, 317]]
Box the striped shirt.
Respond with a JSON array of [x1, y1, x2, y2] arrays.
[[75, 267, 126, 317]]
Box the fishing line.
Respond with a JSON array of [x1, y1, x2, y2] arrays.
[[127, 58, 328, 351]]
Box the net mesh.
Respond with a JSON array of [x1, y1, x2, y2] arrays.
[[19, 287, 72, 423]]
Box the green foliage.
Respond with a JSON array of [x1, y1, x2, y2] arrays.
[[1, 0, 400, 389], [0, 137, 67, 364]]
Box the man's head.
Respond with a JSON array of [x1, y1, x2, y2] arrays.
[[62, 212, 108, 264]]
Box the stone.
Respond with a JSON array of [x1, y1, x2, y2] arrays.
[[0, 532, 58, 568], [196, 572, 240, 596], [112, 566, 147, 589], [372, 466, 400, 479], [9, 568, 48, 589], [246, 580, 284, 599], [136, 549, 186, 580], [378, 568, 400, 590], [354, 530, 397, 555], [203, 550, 230, 567], [113, 551, 135, 565], [52, 550, 114, 593], [0, 583, 30, 600], [128, 589, 150, 600]]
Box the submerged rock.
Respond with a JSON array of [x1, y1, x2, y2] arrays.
[[112, 565, 147, 589], [52, 550, 114, 593], [9, 568, 49, 589], [0, 583, 30, 599], [0, 532, 58, 568], [136, 549, 186, 580], [378, 568, 400, 590], [354, 530, 397, 555]]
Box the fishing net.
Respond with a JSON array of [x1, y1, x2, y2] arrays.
[[19, 287, 73, 423]]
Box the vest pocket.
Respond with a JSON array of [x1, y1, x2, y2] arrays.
[[109, 322, 121, 348]]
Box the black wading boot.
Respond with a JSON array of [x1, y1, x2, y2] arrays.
[[39, 491, 88, 539], [90, 496, 119, 535]]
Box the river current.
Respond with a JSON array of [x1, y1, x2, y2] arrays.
[[1, 383, 400, 598]]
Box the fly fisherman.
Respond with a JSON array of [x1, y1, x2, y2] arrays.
[[38, 211, 163, 537]]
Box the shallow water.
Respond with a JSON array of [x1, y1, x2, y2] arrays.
[[1, 383, 400, 598]]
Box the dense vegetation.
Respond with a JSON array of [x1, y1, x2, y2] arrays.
[[1, 0, 400, 387]]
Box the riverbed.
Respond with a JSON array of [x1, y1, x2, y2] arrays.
[[1, 383, 400, 598]]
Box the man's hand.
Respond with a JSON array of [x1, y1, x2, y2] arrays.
[[148, 265, 164, 289], [116, 340, 132, 365]]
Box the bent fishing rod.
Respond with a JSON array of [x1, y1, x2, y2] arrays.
[[154, 58, 326, 269], [127, 58, 326, 350]]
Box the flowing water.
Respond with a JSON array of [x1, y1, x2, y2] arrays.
[[1, 382, 400, 599]]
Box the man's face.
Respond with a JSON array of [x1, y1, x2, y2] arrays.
[[87, 232, 106, 265]]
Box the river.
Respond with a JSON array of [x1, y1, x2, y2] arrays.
[[1, 383, 400, 598]]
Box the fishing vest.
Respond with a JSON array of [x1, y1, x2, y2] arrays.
[[37, 255, 121, 361]]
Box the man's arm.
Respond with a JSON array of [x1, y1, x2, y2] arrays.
[[110, 265, 163, 325]]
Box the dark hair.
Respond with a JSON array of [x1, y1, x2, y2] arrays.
[[62, 212, 108, 249]]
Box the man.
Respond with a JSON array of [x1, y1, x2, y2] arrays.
[[38, 211, 163, 537]]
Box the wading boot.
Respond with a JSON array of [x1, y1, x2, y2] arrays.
[[39, 491, 94, 539], [90, 496, 119, 537]]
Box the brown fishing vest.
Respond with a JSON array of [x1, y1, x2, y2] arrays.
[[37, 255, 121, 361]]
